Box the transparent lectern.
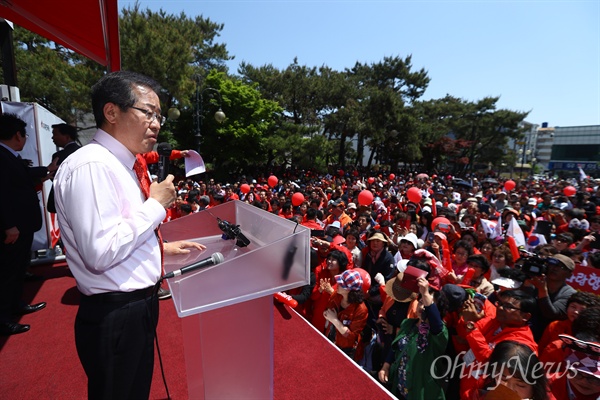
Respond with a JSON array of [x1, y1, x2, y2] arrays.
[[160, 200, 310, 399]]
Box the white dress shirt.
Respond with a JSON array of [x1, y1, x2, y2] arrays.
[[53, 129, 166, 295]]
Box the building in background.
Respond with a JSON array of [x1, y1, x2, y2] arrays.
[[548, 125, 600, 178]]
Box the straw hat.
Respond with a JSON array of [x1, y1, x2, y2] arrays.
[[385, 273, 418, 303]]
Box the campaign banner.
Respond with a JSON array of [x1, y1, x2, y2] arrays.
[[566, 265, 600, 293]]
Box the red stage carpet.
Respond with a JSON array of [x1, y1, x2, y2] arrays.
[[0, 262, 392, 399]]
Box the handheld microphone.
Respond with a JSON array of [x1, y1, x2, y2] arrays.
[[156, 142, 172, 183], [162, 252, 224, 280]]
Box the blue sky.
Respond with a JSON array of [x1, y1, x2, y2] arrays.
[[121, 1, 600, 128]]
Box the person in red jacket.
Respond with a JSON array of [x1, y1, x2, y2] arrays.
[[323, 269, 368, 361], [309, 249, 348, 334], [539, 291, 600, 352], [459, 289, 538, 399]]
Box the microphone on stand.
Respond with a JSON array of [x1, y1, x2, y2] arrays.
[[162, 252, 224, 280], [156, 142, 172, 183]]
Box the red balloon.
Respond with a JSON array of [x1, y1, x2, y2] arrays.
[[406, 187, 422, 203], [338, 169, 344, 177], [389, 173, 395, 181], [292, 192, 305, 206], [268, 175, 278, 188], [504, 180, 516, 192], [353, 268, 372, 294], [357, 190, 374, 206], [368, 177, 375, 184], [564, 186, 577, 196], [240, 183, 251, 194], [432, 217, 452, 233]]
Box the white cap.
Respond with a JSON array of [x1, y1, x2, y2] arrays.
[[400, 233, 418, 249]]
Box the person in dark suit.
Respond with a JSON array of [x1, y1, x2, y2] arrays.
[[46, 123, 81, 213], [0, 113, 47, 335]]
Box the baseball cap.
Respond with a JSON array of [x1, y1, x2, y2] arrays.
[[332, 198, 345, 207], [335, 270, 363, 291], [548, 254, 575, 271]]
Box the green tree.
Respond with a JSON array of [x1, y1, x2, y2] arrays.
[[173, 70, 282, 181], [119, 3, 233, 148], [413, 95, 528, 174], [8, 26, 103, 123]]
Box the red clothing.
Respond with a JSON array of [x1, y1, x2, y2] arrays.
[[142, 149, 184, 164], [549, 372, 598, 400], [326, 293, 368, 360], [461, 317, 537, 399], [539, 318, 572, 352], [278, 210, 294, 219], [443, 300, 497, 355], [309, 266, 336, 333], [225, 193, 239, 202], [324, 212, 353, 230], [301, 220, 323, 230], [539, 339, 568, 372], [466, 316, 538, 362]]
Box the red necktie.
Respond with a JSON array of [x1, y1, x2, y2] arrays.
[[134, 154, 164, 270], [133, 155, 151, 198]]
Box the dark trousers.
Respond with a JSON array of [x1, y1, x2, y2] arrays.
[[75, 291, 159, 400], [0, 231, 33, 322]]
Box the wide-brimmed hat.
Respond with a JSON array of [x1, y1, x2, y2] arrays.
[[385, 272, 417, 303], [367, 232, 389, 243]]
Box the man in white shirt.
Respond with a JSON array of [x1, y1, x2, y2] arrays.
[[54, 71, 204, 399]]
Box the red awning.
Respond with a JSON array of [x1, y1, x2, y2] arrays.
[[0, 0, 120, 71]]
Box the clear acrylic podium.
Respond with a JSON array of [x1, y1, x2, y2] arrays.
[[160, 200, 310, 399]]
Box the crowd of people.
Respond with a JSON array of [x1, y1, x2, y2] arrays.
[[165, 169, 600, 399], [2, 65, 599, 398]]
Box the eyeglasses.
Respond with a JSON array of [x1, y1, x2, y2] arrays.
[[131, 106, 166, 126], [495, 300, 521, 311], [559, 334, 600, 356]]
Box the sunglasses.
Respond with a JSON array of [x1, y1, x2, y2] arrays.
[[559, 334, 600, 356]]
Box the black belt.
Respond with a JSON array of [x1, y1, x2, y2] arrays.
[[81, 286, 156, 303]]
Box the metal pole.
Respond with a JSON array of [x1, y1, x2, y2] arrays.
[[194, 75, 203, 154]]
